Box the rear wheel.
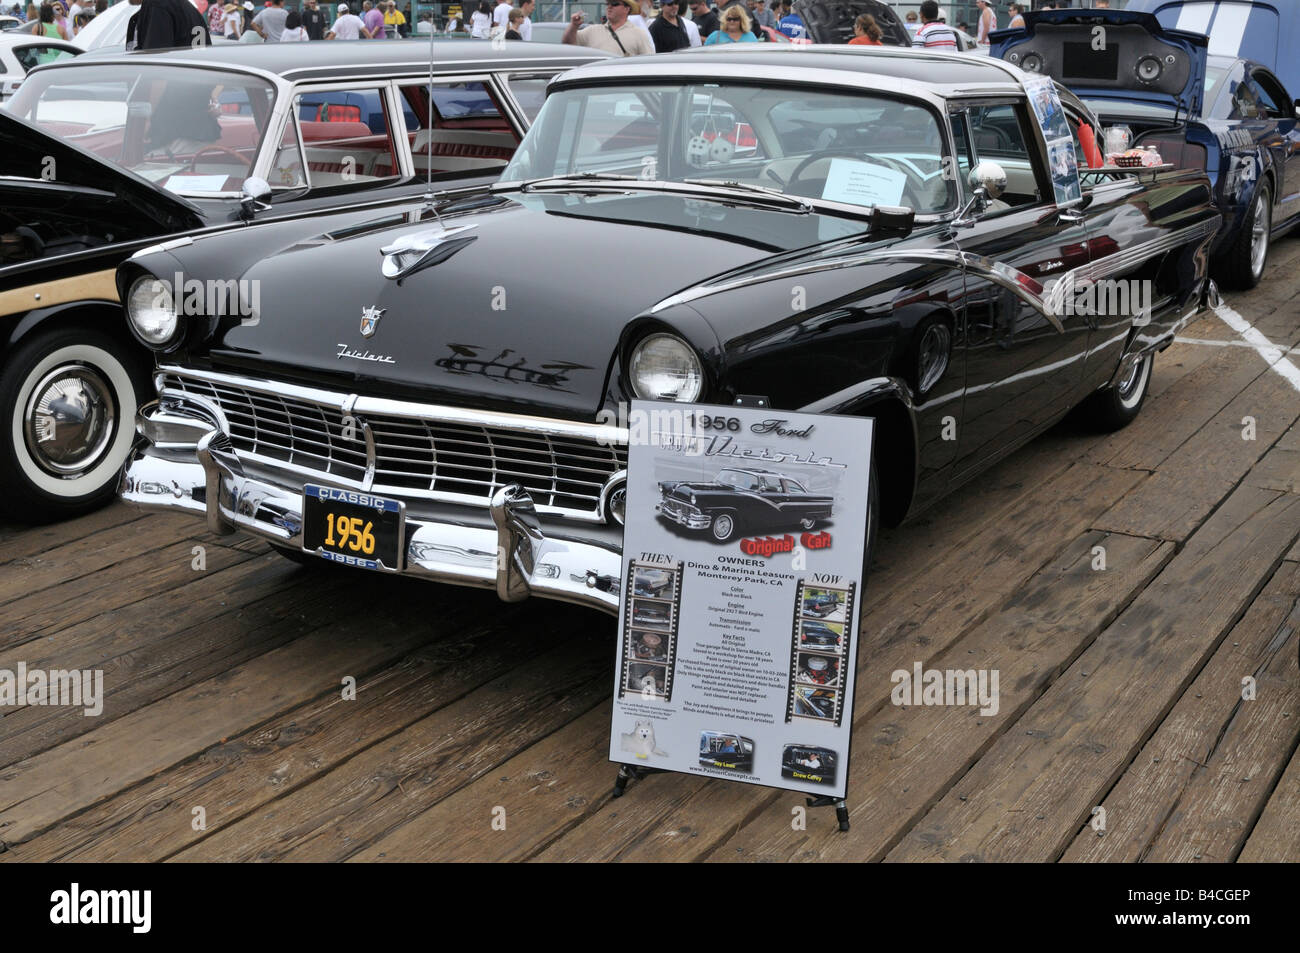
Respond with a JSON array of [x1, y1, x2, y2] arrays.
[[0, 326, 147, 523], [1078, 352, 1153, 432], [1218, 182, 1271, 289]]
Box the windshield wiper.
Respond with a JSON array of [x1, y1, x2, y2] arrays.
[[512, 172, 641, 193], [682, 178, 813, 214]]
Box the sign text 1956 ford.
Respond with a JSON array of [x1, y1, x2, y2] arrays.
[[119, 46, 1220, 615]]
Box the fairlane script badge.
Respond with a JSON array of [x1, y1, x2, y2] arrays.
[[336, 344, 396, 364], [359, 305, 386, 338]]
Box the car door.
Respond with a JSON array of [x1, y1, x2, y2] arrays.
[[1248, 67, 1300, 227], [947, 100, 1093, 478]]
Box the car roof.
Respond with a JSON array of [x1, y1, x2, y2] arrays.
[[553, 44, 1028, 96], [49, 38, 609, 82]]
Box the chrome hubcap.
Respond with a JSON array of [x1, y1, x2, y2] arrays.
[[713, 515, 733, 539], [23, 364, 116, 476], [1250, 192, 1270, 277]]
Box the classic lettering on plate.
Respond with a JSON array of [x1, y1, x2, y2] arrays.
[[336, 343, 396, 364], [703, 435, 845, 468], [750, 418, 816, 438]]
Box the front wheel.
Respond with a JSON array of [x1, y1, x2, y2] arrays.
[[1078, 352, 1153, 432], [0, 327, 147, 523], [710, 511, 740, 542]]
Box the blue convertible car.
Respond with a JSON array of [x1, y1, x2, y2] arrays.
[[993, 8, 1300, 288]]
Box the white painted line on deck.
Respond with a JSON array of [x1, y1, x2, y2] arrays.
[[1206, 302, 1300, 394]]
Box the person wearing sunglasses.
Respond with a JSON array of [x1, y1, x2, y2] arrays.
[[562, 0, 654, 55], [704, 3, 756, 42]]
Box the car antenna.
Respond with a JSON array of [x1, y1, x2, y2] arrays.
[[423, 22, 445, 227]]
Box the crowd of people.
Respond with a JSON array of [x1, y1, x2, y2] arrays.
[[2, 0, 1118, 53], [8, 0, 108, 38]]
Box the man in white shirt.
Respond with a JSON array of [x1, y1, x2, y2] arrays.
[[975, 0, 995, 45], [682, 10, 699, 45], [326, 2, 370, 38], [518, 0, 533, 40], [492, 0, 511, 32], [562, 0, 654, 55]]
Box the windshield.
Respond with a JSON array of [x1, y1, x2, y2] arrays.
[[504, 83, 956, 214], [9, 64, 279, 197]]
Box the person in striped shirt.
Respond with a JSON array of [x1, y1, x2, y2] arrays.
[[913, 0, 958, 49]]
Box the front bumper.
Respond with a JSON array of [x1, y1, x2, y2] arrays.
[[655, 499, 710, 530], [121, 415, 626, 615]]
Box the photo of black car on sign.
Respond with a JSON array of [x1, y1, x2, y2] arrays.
[[631, 599, 673, 630], [801, 587, 845, 621], [630, 630, 667, 662], [699, 731, 755, 772], [633, 568, 675, 599], [794, 686, 838, 721], [799, 619, 845, 651], [796, 652, 841, 688], [656, 467, 834, 544], [781, 744, 838, 786]]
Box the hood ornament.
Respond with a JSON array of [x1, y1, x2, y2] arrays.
[[380, 224, 478, 281], [360, 305, 385, 338]]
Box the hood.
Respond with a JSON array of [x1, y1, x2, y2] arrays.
[[184, 191, 872, 420], [991, 9, 1208, 118], [0, 109, 204, 237], [793, 0, 912, 47]]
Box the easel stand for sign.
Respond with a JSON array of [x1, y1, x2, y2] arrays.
[[611, 765, 851, 832], [611, 764, 665, 797], [805, 795, 851, 832]]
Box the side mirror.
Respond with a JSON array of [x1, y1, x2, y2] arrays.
[[952, 161, 1008, 228], [968, 161, 1007, 199], [239, 176, 272, 219]]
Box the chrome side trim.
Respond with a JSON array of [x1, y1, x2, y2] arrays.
[[652, 216, 1219, 332]]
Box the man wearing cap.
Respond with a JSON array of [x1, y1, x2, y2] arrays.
[[648, 0, 689, 51], [238, 2, 264, 41], [301, 0, 324, 38], [252, 0, 287, 40], [326, 2, 370, 37], [747, 0, 774, 30], [561, 1, 653, 55]]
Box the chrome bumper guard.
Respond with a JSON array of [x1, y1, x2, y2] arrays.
[[654, 501, 710, 530], [122, 405, 625, 614]]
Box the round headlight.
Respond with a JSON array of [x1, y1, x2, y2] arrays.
[[127, 275, 179, 347], [629, 333, 703, 402]]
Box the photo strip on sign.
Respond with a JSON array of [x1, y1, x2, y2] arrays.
[[1022, 73, 1084, 207], [609, 402, 875, 799]]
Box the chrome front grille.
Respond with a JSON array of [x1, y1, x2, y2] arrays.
[[159, 370, 627, 520]]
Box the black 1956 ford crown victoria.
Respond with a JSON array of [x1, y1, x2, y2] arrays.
[[117, 45, 1221, 615]]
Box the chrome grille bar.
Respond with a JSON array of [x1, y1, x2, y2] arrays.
[[157, 367, 628, 522]]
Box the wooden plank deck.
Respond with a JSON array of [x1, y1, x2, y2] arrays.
[[2, 245, 1299, 862]]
